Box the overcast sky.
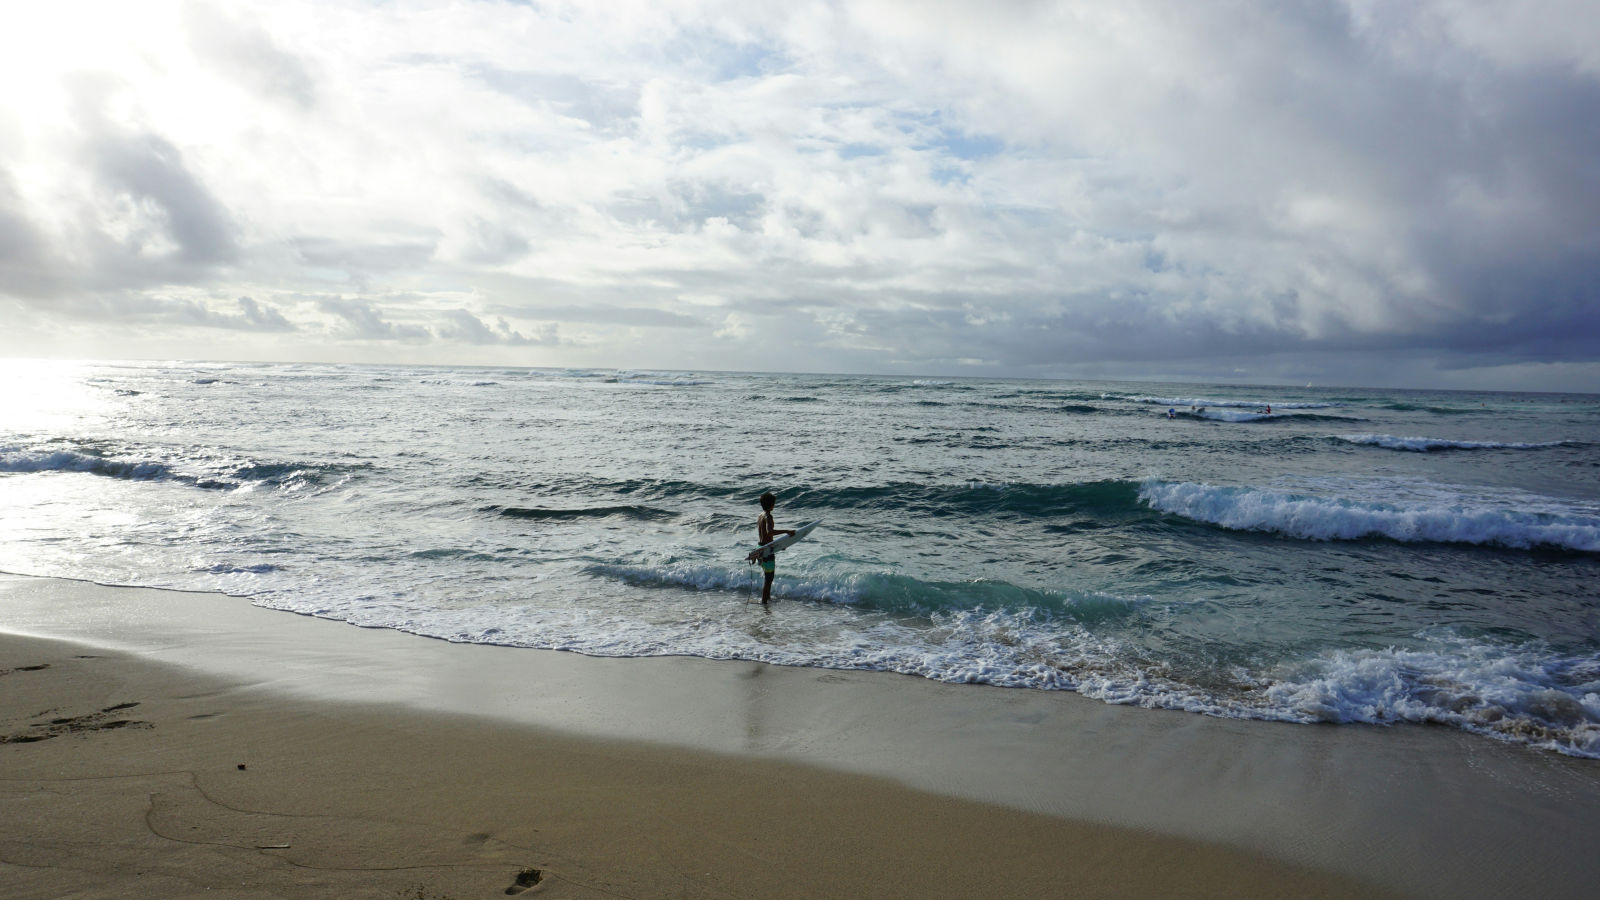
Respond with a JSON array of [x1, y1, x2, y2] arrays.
[[2, 1, 1598, 390]]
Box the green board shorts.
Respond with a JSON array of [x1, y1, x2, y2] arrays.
[[759, 555, 775, 575]]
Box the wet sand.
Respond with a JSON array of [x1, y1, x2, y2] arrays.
[[3, 573, 1598, 898]]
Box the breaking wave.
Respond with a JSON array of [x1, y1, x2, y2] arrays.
[[1129, 395, 1340, 410], [1138, 480, 1600, 552], [1337, 434, 1569, 452], [0, 448, 350, 493]]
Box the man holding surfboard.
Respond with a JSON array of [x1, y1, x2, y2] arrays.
[[748, 492, 794, 604]]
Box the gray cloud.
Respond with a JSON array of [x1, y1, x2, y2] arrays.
[[86, 131, 240, 267], [292, 237, 439, 279], [227, 296, 296, 332], [318, 298, 431, 341], [0, 168, 63, 300], [3, 293, 294, 337], [8, 71, 248, 305], [130, 295, 298, 332], [3, 1, 1597, 389], [435, 308, 556, 345], [495, 303, 701, 328], [182, 0, 318, 109]]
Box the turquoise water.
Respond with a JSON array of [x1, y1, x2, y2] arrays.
[[2, 360, 1597, 756]]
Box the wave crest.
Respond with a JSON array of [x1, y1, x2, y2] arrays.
[[1129, 395, 1340, 410], [1, 449, 172, 481], [1138, 480, 1600, 551], [1337, 434, 1568, 452], [0, 448, 349, 493], [489, 504, 676, 521]]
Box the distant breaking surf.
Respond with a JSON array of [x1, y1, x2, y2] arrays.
[[1127, 395, 1340, 410], [1336, 434, 1569, 452]]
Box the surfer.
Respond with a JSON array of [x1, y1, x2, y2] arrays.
[[746, 491, 795, 604]]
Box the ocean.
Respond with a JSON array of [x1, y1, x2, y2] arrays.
[[2, 359, 1597, 758]]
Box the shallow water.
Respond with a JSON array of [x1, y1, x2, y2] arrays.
[[2, 359, 1597, 756]]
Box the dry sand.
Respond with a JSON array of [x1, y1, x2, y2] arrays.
[[3, 573, 1598, 899]]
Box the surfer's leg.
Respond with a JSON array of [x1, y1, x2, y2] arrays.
[[760, 557, 775, 603]]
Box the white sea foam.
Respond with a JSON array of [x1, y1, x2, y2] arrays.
[[257, 569, 1600, 758], [1262, 635, 1600, 758], [1197, 409, 1272, 422], [1138, 479, 1600, 551], [608, 369, 712, 386], [1337, 434, 1566, 452]]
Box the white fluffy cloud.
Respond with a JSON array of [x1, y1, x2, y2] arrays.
[[0, 0, 1596, 389]]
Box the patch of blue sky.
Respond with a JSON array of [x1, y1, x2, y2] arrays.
[[931, 161, 972, 186], [663, 29, 789, 82], [467, 65, 637, 132], [887, 108, 1007, 162], [935, 128, 1005, 161], [675, 130, 737, 152], [838, 143, 885, 159]]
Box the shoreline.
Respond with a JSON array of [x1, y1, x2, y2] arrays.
[[4, 573, 1599, 897], [2, 629, 1386, 899]]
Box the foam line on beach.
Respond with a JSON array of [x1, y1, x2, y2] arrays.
[[576, 564, 1600, 758], [1262, 634, 1600, 758]]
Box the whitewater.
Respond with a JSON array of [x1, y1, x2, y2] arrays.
[[1, 360, 1597, 758]]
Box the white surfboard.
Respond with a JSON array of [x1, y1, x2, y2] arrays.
[[750, 519, 822, 559]]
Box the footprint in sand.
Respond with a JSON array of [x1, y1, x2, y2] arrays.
[[0, 702, 149, 744], [504, 867, 543, 894]]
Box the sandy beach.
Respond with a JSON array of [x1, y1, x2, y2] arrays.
[[3, 573, 1597, 899]]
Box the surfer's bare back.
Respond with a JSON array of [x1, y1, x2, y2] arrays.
[[746, 491, 794, 604]]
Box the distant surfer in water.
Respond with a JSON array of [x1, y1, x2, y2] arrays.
[[746, 491, 795, 604]]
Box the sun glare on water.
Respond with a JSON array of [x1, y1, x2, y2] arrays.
[[0, 360, 111, 434]]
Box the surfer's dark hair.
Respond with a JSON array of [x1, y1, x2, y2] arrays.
[[759, 492, 776, 509]]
